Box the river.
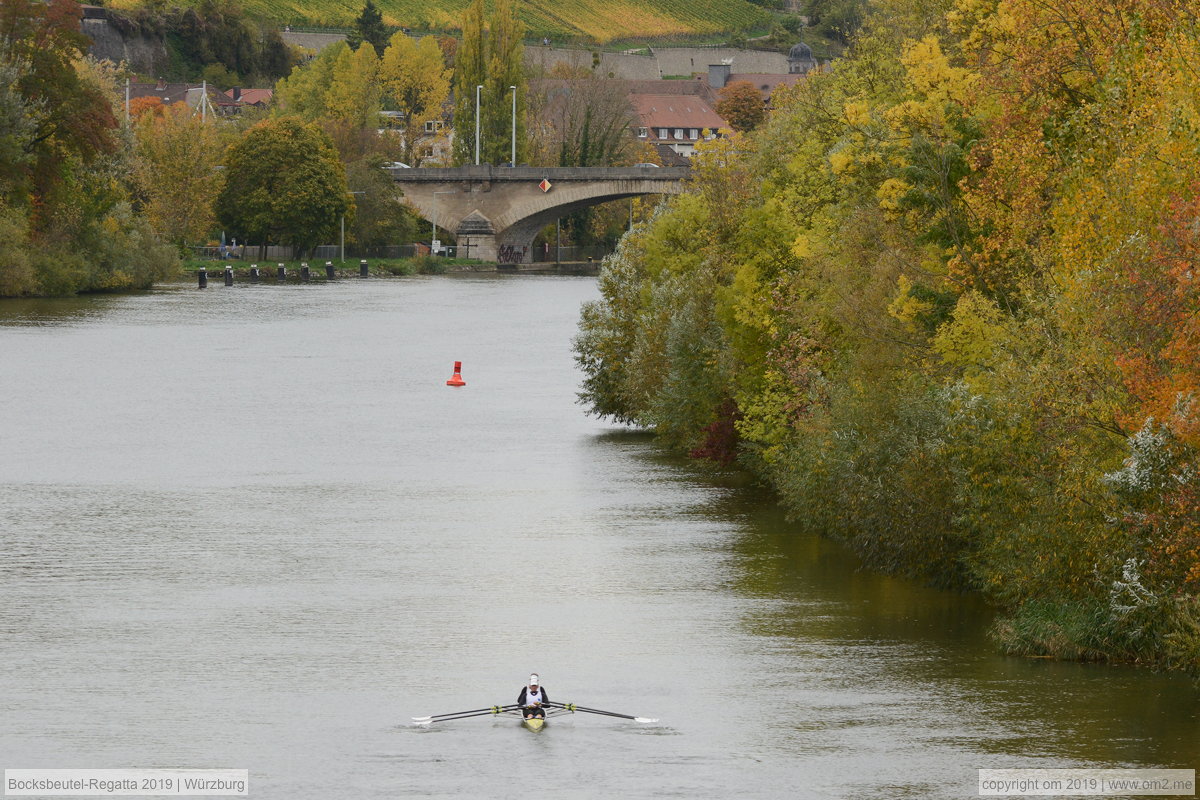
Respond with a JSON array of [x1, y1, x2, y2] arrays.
[[0, 275, 1196, 799]]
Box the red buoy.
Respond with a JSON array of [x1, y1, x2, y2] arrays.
[[446, 361, 466, 387]]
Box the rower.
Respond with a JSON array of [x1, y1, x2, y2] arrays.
[[518, 673, 548, 719]]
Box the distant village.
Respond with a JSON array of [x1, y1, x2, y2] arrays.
[[103, 16, 827, 167]]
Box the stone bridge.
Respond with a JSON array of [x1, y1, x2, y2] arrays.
[[389, 165, 689, 264]]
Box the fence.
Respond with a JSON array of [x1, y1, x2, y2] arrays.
[[192, 244, 422, 261]]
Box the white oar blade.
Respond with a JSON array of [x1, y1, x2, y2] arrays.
[[411, 716, 433, 722], [634, 717, 659, 723], [413, 719, 432, 726]]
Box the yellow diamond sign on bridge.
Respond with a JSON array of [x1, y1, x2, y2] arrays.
[[539, 178, 552, 193]]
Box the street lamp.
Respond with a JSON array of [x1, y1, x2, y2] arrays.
[[509, 85, 517, 167], [474, 84, 483, 166]]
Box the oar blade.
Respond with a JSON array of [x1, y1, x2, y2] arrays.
[[634, 717, 659, 723]]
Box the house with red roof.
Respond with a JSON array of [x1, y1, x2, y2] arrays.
[[629, 92, 728, 159]]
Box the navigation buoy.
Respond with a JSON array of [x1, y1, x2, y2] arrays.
[[446, 361, 466, 387]]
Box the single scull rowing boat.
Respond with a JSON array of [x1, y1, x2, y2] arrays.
[[412, 701, 657, 728]]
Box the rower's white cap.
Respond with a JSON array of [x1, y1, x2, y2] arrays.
[[529, 674, 539, 685]]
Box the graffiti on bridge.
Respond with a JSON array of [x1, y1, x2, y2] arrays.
[[497, 245, 529, 264]]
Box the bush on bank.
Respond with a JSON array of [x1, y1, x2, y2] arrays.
[[574, 0, 1200, 672]]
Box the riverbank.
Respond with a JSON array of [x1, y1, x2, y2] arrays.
[[178, 256, 603, 284], [570, 0, 1200, 676]]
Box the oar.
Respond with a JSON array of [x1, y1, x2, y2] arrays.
[[412, 704, 520, 723], [546, 702, 658, 723]]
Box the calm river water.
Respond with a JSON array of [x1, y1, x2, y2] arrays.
[[1, 276, 1196, 799]]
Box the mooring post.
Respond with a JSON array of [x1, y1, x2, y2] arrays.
[[325, 260, 335, 280], [301, 263, 310, 282], [359, 259, 369, 278], [198, 268, 207, 289], [250, 264, 259, 283], [224, 265, 233, 286], [277, 263, 286, 282]]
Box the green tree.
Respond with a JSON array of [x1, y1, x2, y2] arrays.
[[216, 117, 351, 257], [274, 41, 348, 120], [451, 0, 526, 165], [482, 0, 526, 165], [344, 158, 418, 248], [452, 0, 486, 164], [0, 52, 34, 194], [347, 0, 390, 58]]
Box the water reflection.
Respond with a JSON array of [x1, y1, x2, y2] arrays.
[[0, 293, 128, 326], [618, 441, 1200, 775]]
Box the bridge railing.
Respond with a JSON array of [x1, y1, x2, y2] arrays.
[[389, 165, 691, 181]]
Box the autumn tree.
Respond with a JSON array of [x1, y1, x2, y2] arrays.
[[216, 117, 352, 258], [527, 77, 636, 167], [0, 0, 175, 296], [379, 33, 451, 164], [133, 101, 228, 249], [0, 0, 117, 205], [715, 81, 765, 133], [274, 41, 347, 120], [325, 41, 382, 131]]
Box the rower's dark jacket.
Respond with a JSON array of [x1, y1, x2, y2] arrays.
[[517, 686, 549, 706]]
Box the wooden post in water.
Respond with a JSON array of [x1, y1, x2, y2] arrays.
[[224, 265, 233, 286], [198, 268, 207, 289], [300, 263, 310, 282], [359, 259, 369, 278], [277, 264, 286, 282], [250, 265, 259, 283], [325, 261, 335, 279]]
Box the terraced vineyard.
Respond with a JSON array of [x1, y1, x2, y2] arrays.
[[105, 0, 772, 43]]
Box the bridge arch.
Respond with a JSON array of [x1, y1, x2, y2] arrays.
[[391, 165, 689, 264]]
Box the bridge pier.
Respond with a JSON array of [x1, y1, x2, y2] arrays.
[[457, 211, 499, 263]]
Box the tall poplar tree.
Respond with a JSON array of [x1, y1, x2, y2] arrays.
[[483, 0, 526, 165], [452, 0, 486, 165], [451, 0, 526, 166]]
